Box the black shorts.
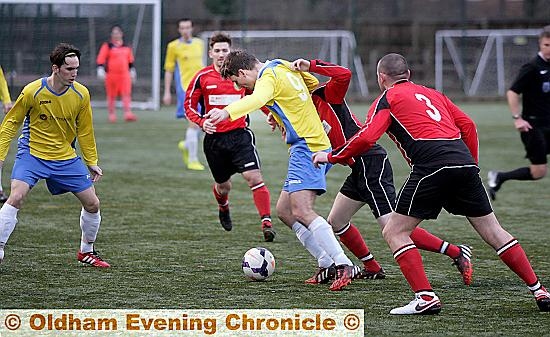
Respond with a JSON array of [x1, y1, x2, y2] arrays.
[[520, 126, 550, 165], [396, 164, 493, 220], [203, 128, 261, 183], [339, 154, 396, 219]]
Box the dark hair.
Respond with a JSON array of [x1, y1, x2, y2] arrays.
[[209, 32, 231, 48], [377, 53, 409, 81], [49, 43, 81, 67], [540, 25, 550, 39], [178, 18, 192, 25], [220, 50, 258, 79]]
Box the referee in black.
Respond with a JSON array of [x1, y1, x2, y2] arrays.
[[488, 25, 550, 200]]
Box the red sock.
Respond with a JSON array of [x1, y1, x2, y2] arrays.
[[337, 223, 381, 272], [251, 182, 271, 222], [212, 184, 228, 210], [498, 239, 538, 286], [410, 227, 460, 259], [394, 244, 433, 293]]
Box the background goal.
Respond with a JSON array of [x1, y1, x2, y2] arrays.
[[199, 30, 369, 98], [435, 28, 542, 97], [0, 0, 161, 110]]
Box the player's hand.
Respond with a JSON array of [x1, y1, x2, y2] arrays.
[[292, 59, 310, 72], [3, 101, 13, 114], [162, 92, 171, 105], [202, 119, 217, 134], [266, 113, 278, 132], [88, 165, 103, 183], [514, 117, 532, 133], [204, 108, 229, 125], [312, 151, 329, 168], [96, 66, 106, 80], [130, 68, 137, 82]]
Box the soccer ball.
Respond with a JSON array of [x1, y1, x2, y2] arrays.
[[242, 247, 275, 281]]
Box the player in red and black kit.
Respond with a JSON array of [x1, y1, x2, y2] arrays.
[[488, 27, 550, 200], [185, 33, 275, 242], [289, 59, 472, 285], [96, 25, 138, 123], [313, 53, 550, 315]]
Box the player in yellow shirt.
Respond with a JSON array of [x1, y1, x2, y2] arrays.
[[163, 18, 205, 171], [0, 43, 110, 268], [0, 66, 14, 202], [204, 50, 360, 291]]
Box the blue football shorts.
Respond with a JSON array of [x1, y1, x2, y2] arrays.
[[283, 144, 332, 195], [12, 152, 93, 195]]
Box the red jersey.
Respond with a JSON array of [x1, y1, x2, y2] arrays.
[[309, 59, 385, 157], [185, 64, 247, 132], [329, 80, 479, 167], [96, 41, 134, 75]]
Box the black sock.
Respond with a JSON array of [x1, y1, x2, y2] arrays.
[[499, 167, 533, 183]]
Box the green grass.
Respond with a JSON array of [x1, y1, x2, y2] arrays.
[[1, 102, 550, 335]]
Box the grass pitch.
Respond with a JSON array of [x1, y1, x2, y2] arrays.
[[1, 102, 549, 335]]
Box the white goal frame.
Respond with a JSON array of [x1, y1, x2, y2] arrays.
[[199, 30, 369, 97], [435, 28, 541, 96], [1, 0, 162, 110]]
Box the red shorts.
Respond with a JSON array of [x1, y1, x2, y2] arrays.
[[105, 73, 131, 97]]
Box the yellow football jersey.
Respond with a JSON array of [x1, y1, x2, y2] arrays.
[[0, 78, 98, 165], [164, 37, 205, 90], [225, 59, 330, 152]]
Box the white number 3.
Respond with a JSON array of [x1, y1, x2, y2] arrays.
[[415, 93, 441, 122]]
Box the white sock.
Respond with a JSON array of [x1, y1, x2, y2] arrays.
[[0, 167, 4, 192], [292, 222, 333, 268], [0, 203, 19, 251], [186, 127, 200, 162], [308, 216, 353, 266], [80, 208, 101, 253]]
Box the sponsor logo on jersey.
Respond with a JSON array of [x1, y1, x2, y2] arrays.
[[39, 100, 51, 105], [543, 81, 550, 93], [39, 114, 48, 120]]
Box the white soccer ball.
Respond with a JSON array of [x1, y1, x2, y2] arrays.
[[242, 247, 275, 281]]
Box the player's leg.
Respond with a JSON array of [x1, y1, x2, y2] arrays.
[[328, 193, 385, 278], [0, 166, 8, 203], [0, 179, 31, 263], [467, 212, 550, 311], [186, 122, 204, 170], [382, 212, 441, 315], [105, 75, 117, 123], [73, 186, 109, 267], [488, 128, 546, 200], [276, 190, 335, 284], [120, 74, 137, 122], [235, 128, 274, 241], [213, 180, 232, 231]]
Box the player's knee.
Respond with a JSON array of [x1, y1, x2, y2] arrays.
[[82, 197, 100, 213], [530, 165, 547, 179]]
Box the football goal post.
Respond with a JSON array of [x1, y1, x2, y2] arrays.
[[435, 28, 542, 97], [0, 0, 161, 110], [199, 30, 369, 98]]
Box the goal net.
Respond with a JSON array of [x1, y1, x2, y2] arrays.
[[435, 28, 542, 97], [199, 30, 369, 98], [0, 0, 161, 110]]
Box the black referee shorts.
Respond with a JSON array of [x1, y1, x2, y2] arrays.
[[520, 126, 550, 165], [339, 154, 396, 219], [203, 128, 261, 184], [396, 164, 493, 220]]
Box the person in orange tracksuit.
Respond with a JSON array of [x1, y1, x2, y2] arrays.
[[96, 25, 138, 123]]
